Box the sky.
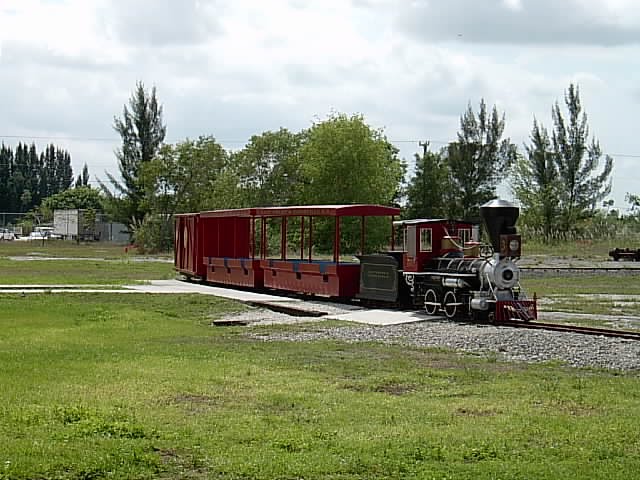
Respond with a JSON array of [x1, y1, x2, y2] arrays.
[[1, 0, 640, 211]]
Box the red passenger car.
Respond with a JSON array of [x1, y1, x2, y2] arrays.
[[175, 204, 400, 297]]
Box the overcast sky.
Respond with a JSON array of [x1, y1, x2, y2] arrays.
[[1, 0, 640, 210]]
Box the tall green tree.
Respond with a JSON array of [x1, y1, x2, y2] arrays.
[[298, 113, 404, 205], [55, 148, 73, 193], [75, 163, 90, 188], [405, 142, 448, 219], [143, 136, 229, 214], [296, 113, 404, 252], [102, 81, 166, 223], [445, 100, 517, 218], [0, 144, 12, 211], [233, 128, 304, 207], [135, 136, 229, 252], [0, 142, 74, 213], [512, 120, 561, 239], [551, 83, 613, 231]]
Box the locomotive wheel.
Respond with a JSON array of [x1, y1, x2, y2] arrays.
[[424, 289, 439, 315], [443, 291, 459, 319]]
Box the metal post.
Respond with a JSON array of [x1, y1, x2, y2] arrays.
[[391, 216, 395, 250], [261, 218, 266, 259], [300, 216, 305, 261], [360, 215, 365, 255], [251, 217, 256, 259], [334, 216, 340, 264], [281, 217, 287, 260], [308, 216, 313, 262]]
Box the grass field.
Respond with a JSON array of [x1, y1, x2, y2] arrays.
[[2, 244, 640, 478], [2, 293, 640, 479], [0, 242, 174, 285], [0, 241, 155, 259], [0, 258, 175, 285]]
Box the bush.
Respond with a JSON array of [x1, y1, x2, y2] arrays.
[[130, 215, 173, 254]]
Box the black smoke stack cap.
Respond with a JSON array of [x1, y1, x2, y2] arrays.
[[480, 199, 519, 253]]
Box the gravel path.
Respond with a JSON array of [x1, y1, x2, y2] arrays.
[[228, 308, 640, 371]]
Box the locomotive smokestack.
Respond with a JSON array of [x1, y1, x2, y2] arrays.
[[480, 199, 519, 255]]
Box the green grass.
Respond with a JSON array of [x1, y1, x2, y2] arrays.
[[2, 293, 640, 479], [0, 241, 174, 285], [0, 258, 174, 285], [523, 275, 640, 297], [521, 275, 640, 329], [0, 240, 157, 259], [523, 238, 624, 259]]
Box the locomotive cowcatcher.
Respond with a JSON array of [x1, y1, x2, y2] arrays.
[[175, 199, 536, 322]]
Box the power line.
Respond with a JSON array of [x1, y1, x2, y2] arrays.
[[1, 134, 640, 158]]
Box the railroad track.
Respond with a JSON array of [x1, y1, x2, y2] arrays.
[[521, 266, 640, 274], [497, 320, 640, 340]]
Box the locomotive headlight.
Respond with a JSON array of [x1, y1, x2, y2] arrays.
[[502, 269, 514, 281], [509, 239, 520, 252]]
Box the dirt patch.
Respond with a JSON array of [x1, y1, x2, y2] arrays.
[[373, 382, 416, 395], [456, 407, 500, 417], [341, 381, 416, 395], [165, 394, 221, 414]]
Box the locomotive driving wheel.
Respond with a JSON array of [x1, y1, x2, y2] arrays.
[[424, 289, 439, 315], [443, 290, 459, 319]]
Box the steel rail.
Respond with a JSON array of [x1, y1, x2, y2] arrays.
[[521, 266, 640, 273], [496, 320, 640, 341]]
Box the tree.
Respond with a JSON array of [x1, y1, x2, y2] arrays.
[[101, 81, 166, 223], [0, 144, 12, 211], [134, 136, 230, 252], [512, 120, 561, 239], [551, 83, 613, 231], [232, 129, 304, 207], [75, 163, 90, 188], [626, 193, 640, 213], [405, 142, 448, 219], [147, 136, 229, 213], [0, 142, 74, 213], [445, 100, 517, 218], [297, 113, 404, 252], [298, 113, 404, 205], [38, 185, 104, 219]]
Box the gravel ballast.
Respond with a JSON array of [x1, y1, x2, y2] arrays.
[[232, 308, 640, 371]]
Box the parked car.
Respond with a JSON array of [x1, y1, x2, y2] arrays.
[[0, 228, 16, 241], [36, 227, 62, 239], [15, 227, 62, 241]]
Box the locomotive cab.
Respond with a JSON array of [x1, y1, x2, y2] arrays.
[[398, 219, 477, 272]]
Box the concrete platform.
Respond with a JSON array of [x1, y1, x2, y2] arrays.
[[128, 280, 432, 326], [0, 279, 432, 326]]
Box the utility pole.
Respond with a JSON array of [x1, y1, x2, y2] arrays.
[[418, 141, 430, 218], [419, 140, 429, 158]]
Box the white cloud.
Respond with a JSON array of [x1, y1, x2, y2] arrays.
[[503, 0, 522, 11], [0, 0, 638, 209]]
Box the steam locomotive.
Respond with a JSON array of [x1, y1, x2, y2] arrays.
[[357, 199, 536, 321], [175, 199, 536, 322]]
